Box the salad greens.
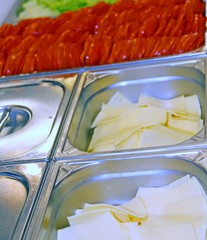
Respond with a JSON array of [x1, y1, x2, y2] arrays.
[[17, 0, 117, 20], [36, 0, 117, 13], [18, 0, 60, 20]]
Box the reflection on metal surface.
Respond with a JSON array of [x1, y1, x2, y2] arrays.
[[21, 163, 43, 176], [0, 106, 31, 137], [0, 176, 27, 240], [0, 81, 64, 159]]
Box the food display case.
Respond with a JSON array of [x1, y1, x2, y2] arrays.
[[0, 0, 207, 239]]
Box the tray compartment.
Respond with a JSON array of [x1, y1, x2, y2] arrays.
[[59, 58, 206, 157], [0, 161, 46, 240], [29, 155, 207, 240], [0, 75, 77, 161]]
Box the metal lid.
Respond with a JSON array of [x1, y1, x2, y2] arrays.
[[0, 81, 64, 159]]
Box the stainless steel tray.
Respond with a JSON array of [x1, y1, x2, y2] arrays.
[[0, 75, 77, 162], [0, 161, 47, 240], [23, 152, 207, 240], [54, 54, 207, 160], [1, 0, 206, 78]]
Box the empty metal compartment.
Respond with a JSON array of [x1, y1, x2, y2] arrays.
[[28, 155, 207, 240], [0, 76, 76, 161], [61, 59, 205, 156], [0, 161, 47, 240]]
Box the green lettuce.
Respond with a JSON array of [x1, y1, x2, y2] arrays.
[[37, 0, 117, 13]]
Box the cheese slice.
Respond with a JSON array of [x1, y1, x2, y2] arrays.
[[88, 92, 203, 152], [114, 105, 167, 145], [91, 92, 133, 127], [88, 119, 118, 151], [115, 131, 141, 150], [93, 143, 115, 152], [185, 95, 202, 118], [138, 94, 186, 113], [62, 175, 207, 240], [129, 223, 197, 240], [59, 212, 129, 240], [137, 175, 192, 198], [139, 94, 202, 119], [140, 177, 206, 205], [119, 196, 147, 218], [81, 203, 147, 222], [68, 208, 130, 226], [138, 124, 188, 148], [167, 115, 203, 134], [144, 197, 207, 224]]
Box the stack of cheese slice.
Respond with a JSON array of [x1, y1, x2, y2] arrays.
[[57, 175, 207, 240], [88, 92, 203, 152]]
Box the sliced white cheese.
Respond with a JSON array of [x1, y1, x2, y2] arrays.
[[167, 115, 203, 134], [88, 92, 203, 152], [130, 223, 197, 240], [119, 196, 147, 218], [92, 92, 133, 127], [138, 94, 186, 114], [140, 176, 206, 205], [138, 124, 188, 148], [93, 143, 115, 152], [68, 208, 131, 225], [81, 203, 146, 222], [137, 175, 192, 198], [166, 126, 195, 139], [62, 175, 207, 240], [192, 177, 207, 201], [118, 105, 168, 129], [88, 119, 118, 151], [114, 105, 167, 145], [59, 211, 129, 240], [185, 95, 202, 118], [115, 131, 141, 150], [107, 92, 133, 107], [68, 206, 144, 226], [144, 196, 207, 224]]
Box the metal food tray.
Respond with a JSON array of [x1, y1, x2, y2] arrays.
[[0, 161, 47, 240], [0, 2, 207, 240], [53, 54, 207, 160], [0, 74, 77, 162], [0, 0, 207, 79], [22, 151, 207, 240]]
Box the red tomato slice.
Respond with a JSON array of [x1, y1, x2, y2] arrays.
[[99, 36, 112, 65], [154, 17, 168, 36], [138, 16, 159, 37], [159, 36, 173, 55], [21, 39, 42, 74], [3, 36, 36, 75], [170, 14, 185, 37], [65, 43, 82, 68], [143, 37, 158, 58], [163, 18, 176, 36], [128, 38, 145, 60], [192, 0, 205, 14], [107, 40, 132, 64], [81, 36, 103, 65], [0, 24, 15, 37], [0, 52, 5, 76]]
